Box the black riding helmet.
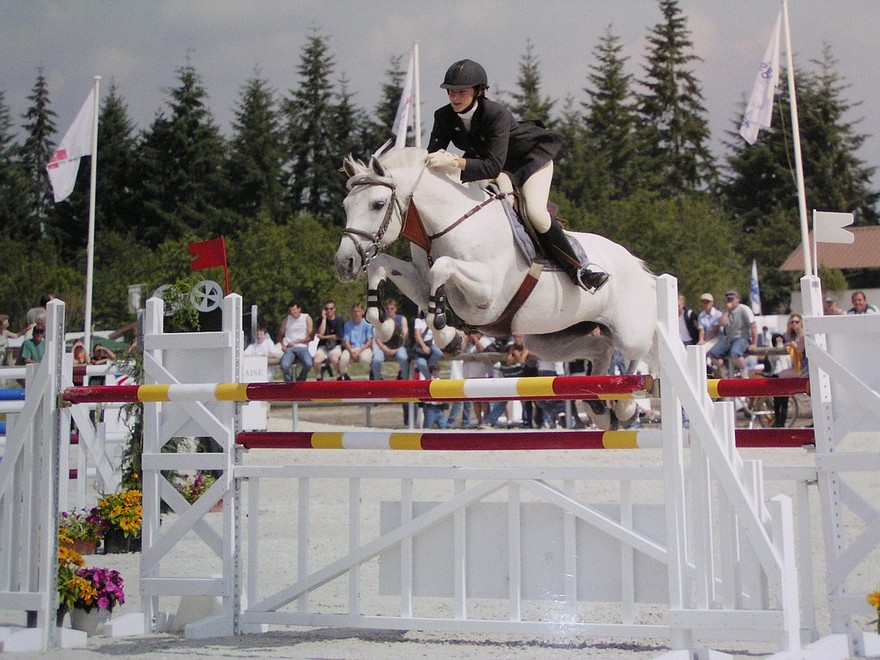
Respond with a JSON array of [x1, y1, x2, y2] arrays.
[[440, 59, 488, 90]]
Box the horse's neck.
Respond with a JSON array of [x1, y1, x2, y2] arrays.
[[414, 179, 496, 234]]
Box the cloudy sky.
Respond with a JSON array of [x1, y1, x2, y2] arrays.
[[2, 0, 879, 190]]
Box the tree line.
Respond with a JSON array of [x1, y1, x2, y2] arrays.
[[0, 0, 876, 336]]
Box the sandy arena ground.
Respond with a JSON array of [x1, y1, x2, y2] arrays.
[[2, 398, 878, 659]]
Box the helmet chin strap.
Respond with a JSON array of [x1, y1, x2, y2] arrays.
[[456, 96, 479, 116]]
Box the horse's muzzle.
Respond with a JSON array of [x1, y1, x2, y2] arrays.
[[334, 249, 360, 283]]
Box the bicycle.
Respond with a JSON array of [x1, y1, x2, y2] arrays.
[[738, 393, 800, 428]]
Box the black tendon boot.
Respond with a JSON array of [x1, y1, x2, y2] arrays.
[[537, 221, 609, 293]]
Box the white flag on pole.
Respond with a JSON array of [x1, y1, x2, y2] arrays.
[[813, 210, 855, 244], [46, 88, 96, 202], [739, 10, 782, 145], [392, 51, 415, 150], [750, 259, 762, 315]]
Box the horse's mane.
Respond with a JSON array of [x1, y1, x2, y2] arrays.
[[376, 146, 428, 171]]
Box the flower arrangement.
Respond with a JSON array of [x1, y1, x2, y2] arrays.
[[178, 472, 216, 504], [96, 489, 142, 538], [867, 589, 880, 633], [59, 507, 106, 541], [57, 535, 126, 613]]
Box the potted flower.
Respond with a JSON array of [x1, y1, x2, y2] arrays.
[[178, 471, 217, 507], [868, 588, 880, 633], [96, 489, 142, 553], [58, 508, 106, 555], [57, 535, 86, 625]]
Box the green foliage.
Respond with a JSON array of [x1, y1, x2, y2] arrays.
[[511, 39, 555, 125]]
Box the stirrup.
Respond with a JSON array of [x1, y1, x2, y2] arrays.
[[575, 266, 609, 293]]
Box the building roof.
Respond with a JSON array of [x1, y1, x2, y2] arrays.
[[780, 225, 880, 271]]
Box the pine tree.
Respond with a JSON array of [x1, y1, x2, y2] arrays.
[[19, 68, 57, 240], [510, 39, 555, 125], [0, 90, 30, 237], [637, 0, 716, 195], [326, 77, 369, 224], [140, 63, 228, 246], [226, 70, 285, 223], [583, 28, 643, 201], [283, 28, 339, 219], [365, 54, 407, 149]]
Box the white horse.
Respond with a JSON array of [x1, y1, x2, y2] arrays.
[[336, 147, 657, 427]]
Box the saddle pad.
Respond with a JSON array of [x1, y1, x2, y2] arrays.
[[487, 184, 536, 263]]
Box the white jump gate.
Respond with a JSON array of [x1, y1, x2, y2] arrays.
[[3, 274, 880, 657]]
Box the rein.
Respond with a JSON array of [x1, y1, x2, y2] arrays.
[[342, 167, 512, 272]]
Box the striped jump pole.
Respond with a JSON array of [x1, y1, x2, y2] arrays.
[[707, 377, 809, 398], [236, 427, 815, 451], [61, 374, 655, 405]]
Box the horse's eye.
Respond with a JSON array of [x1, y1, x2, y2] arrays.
[[370, 200, 386, 212]]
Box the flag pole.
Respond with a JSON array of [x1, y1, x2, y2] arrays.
[[413, 42, 421, 147], [83, 76, 100, 354], [781, 0, 812, 277]]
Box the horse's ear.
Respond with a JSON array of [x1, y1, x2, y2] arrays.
[[342, 155, 358, 178], [369, 156, 387, 178]]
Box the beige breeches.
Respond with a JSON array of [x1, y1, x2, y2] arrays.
[[495, 161, 554, 234]]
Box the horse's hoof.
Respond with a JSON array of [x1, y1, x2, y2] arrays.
[[434, 311, 447, 330], [441, 332, 463, 356]]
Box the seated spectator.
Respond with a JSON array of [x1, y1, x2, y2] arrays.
[[278, 301, 313, 382], [0, 314, 19, 366], [245, 325, 278, 357], [90, 343, 116, 365], [312, 300, 344, 380], [707, 290, 757, 378], [421, 365, 448, 429], [847, 290, 878, 315], [21, 325, 46, 364], [72, 340, 90, 366], [373, 299, 409, 380], [411, 310, 443, 379], [697, 292, 723, 348], [339, 303, 375, 380], [823, 295, 844, 316]]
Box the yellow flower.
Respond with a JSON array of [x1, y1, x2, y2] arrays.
[[867, 591, 880, 610]]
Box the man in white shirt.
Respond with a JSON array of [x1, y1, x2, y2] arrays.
[[847, 291, 879, 315], [278, 301, 313, 382], [697, 292, 723, 348]]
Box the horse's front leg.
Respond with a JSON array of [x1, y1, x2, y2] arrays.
[[366, 254, 429, 341], [427, 256, 493, 351]]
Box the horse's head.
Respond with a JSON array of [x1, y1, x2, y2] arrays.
[[335, 147, 426, 282]]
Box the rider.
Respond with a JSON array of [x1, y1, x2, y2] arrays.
[[425, 59, 609, 293]]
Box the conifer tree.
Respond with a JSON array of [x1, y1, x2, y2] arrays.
[[139, 63, 228, 247], [637, 0, 716, 195], [19, 68, 57, 240], [365, 54, 407, 149], [226, 70, 285, 223], [0, 91, 29, 237], [510, 39, 554, 125]]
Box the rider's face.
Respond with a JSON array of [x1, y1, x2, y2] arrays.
[[447, 87, 477, 113]]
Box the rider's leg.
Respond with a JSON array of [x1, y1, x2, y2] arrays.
[[523, 162, 609, 292]]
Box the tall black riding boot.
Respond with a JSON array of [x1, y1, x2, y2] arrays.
[[536, 221, 609, 292]]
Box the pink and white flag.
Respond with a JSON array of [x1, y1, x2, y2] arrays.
[[46, 88, 96, 202]]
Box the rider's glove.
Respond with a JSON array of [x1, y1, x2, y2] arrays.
[[426, 150, 460, 174]]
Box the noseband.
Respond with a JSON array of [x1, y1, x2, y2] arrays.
[[341, 178, 408, 271]]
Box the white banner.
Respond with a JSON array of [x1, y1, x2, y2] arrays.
[[392, 51, 415, 150], [814, 210, 855, 244], [739, 10, 782, 145]]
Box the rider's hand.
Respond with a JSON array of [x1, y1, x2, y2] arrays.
[[426, 150, 460, 174]]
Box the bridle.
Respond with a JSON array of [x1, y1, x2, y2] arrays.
[[340, 177, 407, 270], [341, 166, 510, 271]]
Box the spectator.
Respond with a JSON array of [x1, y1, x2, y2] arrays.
[[244, 325, 277, 356], [339, 303, 374, 380], [90, 343, 116, 365], [312, 300, 344, 380], [373, 299, 410, 380], [421, 366, 448, 429], [0, 314, 19, 366], [772, 314, 808, 426], [678, 295, 702, 346], [697, 292, 722, 346], [411, 310, 443, 379], [847, 290, 879, 315], [20, 325, 46, 364], [823, 295, 845, 316], [278, 301, 314, 382], [707, 290, 757, 378], [462, 329, 494, 427], [23, 309, 47, 340], [72, 340, 90, 366], [443, 330, 472, 429], [535, 360, 565, 428], [25, 294, 55, 328], [482, 335, 529, 428]]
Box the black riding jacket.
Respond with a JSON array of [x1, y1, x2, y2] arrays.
[[427, 98, 562, 187]]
